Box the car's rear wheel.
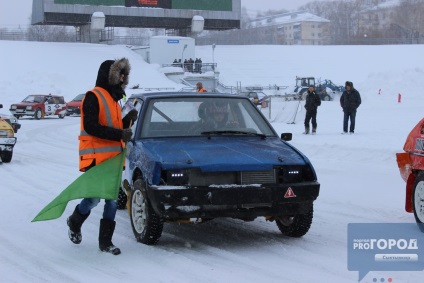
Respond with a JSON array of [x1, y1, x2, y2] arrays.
[[130, 178, 164, 245], [413, 172, 424, 232], [1, 150, 13, 163], [322, 95, 330, 101], [275, 206, 313, 237], [58, 114, 65, 119], [34, 108, 43, 120]]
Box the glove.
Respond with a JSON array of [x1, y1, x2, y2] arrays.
[[126, 109, 138, 122], [121, 128, 133, 142]]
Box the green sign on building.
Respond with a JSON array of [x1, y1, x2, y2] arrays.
[[54, 0, 232, 11]]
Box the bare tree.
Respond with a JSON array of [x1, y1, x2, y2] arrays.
[[392, 0, 424, 42], [27, 25, 74, 42]]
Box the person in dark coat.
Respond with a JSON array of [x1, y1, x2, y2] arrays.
[[303, 85, 321, 135], [340, 81, 361, 134], [66, 58, 138, 255]]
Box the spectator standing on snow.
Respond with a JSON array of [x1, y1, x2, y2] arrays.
[[303, 85, 321, 135], [66, 58, 138, 256], [340, 81, 361, 134]]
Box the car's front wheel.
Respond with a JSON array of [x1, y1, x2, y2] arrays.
[[413, 172, 424, 232], [322, 95, 330, 101], [34, 108, 43, 120], [275, 206, 313, 237], [1, 150, 13, 163], [130, 178, 164, 245], [58, 114, 65, 119]]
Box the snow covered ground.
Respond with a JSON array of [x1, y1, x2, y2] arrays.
[[0, 40, 423, 283]]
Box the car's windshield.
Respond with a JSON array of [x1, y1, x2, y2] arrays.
[[23, 95, 44, 103], [139, 97, 276, 138], [73, 94, 85, 101]]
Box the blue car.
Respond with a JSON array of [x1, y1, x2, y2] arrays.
[[120, 92, 320, 245]]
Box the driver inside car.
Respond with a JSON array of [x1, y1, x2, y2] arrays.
[[189, 101, 237, 134]]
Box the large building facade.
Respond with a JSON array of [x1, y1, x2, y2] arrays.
[[249, 12, 331, 45]]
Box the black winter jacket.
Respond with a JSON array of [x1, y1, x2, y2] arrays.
[[83, 59, 132, 142], [340, 88, 361, 112], [304, 90, 321, 112]]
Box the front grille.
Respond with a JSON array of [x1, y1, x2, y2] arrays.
[[241, 170, 275, 184]]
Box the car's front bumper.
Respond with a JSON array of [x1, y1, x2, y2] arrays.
[[147, 182, 320, 219], [0, 137, 17, 151], [66, 107, 80, 115]]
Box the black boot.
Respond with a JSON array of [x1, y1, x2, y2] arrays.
[[67, 205, 90, 244], [99, 219, 121, 255]]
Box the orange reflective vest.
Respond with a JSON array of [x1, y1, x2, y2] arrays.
[[197, 88, 207, 92], [78, 87, 124, 171]]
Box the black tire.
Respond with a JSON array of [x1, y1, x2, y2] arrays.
[[117, 187, 127, 210], [58, 114, 65, 119], [34, 108, 43, 120], [14, 115, 21, 119], [130, 178, 164, 245], [1, 150, 13, 163], [323, 95, 330, 101], [275, 206, 313, 237], [412, 172, 424, 232]]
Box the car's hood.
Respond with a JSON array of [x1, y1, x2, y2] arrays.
[[66, 101, 81, 107], [133, 137, 308, 172], [12, 102, 38, 107]]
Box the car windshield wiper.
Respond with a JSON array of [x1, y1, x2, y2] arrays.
[[200, 130, 266, 139]]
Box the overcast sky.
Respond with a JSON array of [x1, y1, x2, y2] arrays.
[[0, 0, 319, 27]]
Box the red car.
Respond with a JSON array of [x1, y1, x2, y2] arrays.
[[396, 118, 424, 231], [9, 94, 67, 120], [66, 93, 85, 116]]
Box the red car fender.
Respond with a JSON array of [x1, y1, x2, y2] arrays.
[[397, 117, 424, 213]]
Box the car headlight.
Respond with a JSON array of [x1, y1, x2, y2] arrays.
[[26, 106, 32, 110], [11, 105, 17, 110], [163, 170, 189, 185]]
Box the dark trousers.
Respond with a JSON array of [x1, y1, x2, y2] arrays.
[[343, 111, 356, 133], [304, 110, 317, 129]]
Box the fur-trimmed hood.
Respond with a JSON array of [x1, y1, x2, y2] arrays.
[[95, 58, 131, 97]]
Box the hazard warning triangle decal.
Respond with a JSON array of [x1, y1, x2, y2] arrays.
[[284, 187, 296, 198]]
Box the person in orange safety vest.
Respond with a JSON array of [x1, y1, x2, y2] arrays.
[[196, 82, 207, 92], [67, 58, 138, 256]]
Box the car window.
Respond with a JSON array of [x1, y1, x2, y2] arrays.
[[73, 94, 85, 101], [23, 95, 43, 103], [139, 97, 275, 138]]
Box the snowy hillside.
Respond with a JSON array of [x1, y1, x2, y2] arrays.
[[0, 40, 423, 283]]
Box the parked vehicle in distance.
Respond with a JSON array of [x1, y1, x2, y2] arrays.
[[285, 77, 334, 101], [66, 93, 85, 116], [0, 104, 17, 163], [396, 117, 424, 232], [119, 92, 320, 245], [238, 91, 268, 106], [9, 94, 67, 119], [0, 113, 21, 133]]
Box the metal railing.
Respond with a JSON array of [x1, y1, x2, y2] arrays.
[[162, 63, 217, 74]]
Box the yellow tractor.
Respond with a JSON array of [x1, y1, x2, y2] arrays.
[[0, 104, 17, 163]]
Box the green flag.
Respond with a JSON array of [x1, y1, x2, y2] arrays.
[[32, 150, 126, 222]]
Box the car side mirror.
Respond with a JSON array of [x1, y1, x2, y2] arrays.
[[281, 133, 292, 141]]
